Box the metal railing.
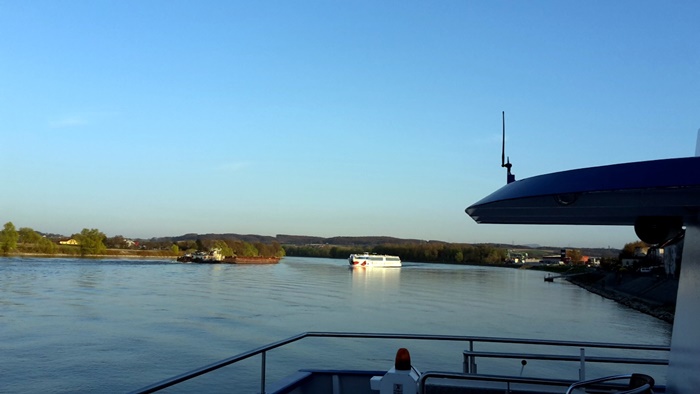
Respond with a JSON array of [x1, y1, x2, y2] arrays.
[[461, 336, 669, 380], [565, 373, 654, 394], [418, 372, 654, 394], [419, 372, 578, 393], [128, 331, 670, 394]]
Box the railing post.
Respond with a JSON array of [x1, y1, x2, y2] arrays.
[[579, 348, 585, 381], [260, 351, 266, 394], [463, 341, 473, 373], [469, 340, 477, 374]]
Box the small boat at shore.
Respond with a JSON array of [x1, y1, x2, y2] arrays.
[[348, 253, 402, 268]]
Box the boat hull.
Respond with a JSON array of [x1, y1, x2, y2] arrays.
[[222, 256, 281, 264], [177, 255, 281, 264], [348, 253, 402, 268]]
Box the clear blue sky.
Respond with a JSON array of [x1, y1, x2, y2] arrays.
[[2, 1, 698, 248]]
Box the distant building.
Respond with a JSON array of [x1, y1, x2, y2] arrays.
[[540, 255, 563, 265], [621, 247, 664, 269], [634, 246, 649, 257], [506, 250, 527, 264]]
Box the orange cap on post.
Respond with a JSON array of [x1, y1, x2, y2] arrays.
[[394, 348, 412, 371]]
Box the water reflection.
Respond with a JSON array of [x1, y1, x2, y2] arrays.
[[349, 266, 401, 292]]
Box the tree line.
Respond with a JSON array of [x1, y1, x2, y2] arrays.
[[0, 222, 284, 258], [0, 222, 108, 256], [284, 242, 508, 264], [0, 220, 499, 263], [173, 238, 285, 258], [1, 220, 643, 266]]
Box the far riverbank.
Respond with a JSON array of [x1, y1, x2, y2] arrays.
[[6, 251, 178, 259]]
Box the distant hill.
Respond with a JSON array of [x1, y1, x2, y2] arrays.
[[283, 235, 429, 247], [142, 233, 618, 256], [153, 233, 430, 247], [166, 233, 278, 244], [30, 229, 620, 256]]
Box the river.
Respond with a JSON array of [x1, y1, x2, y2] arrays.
[[0, 256, 672, 393]]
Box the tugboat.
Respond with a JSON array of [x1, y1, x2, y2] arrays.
[[177, 249, 282, 264], [176, 248, 225, 263]]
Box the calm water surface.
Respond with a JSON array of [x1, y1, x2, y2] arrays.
[[0, 257, 671, 393]]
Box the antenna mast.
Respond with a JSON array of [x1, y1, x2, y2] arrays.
[[501, 111, 515, 184]]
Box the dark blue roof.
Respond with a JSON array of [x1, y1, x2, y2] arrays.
[[466, 156, 700, 225]]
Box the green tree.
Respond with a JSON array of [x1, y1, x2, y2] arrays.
[[0, 222, 19, 254], [241, 242, 259, 257], [474, 244, 491, 263], [270, 241, 285, 258], [486, 247, 507, 263], [18, 227, 42, 244], [212, 240, 233, 257], [74, 228, 107, 256], [423, 245, 439, 261], [105, 235, 128, 249], [37, 237, 57, 254], [171, 244, 179, 255], [176, 240, 197, 252], [228, 241, 259, 257]]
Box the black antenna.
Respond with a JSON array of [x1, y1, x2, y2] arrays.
[[501, 111, 506, 167], [501, 111, 515, 184]]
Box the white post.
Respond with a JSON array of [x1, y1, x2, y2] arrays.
[[666, 219, 700, 393]]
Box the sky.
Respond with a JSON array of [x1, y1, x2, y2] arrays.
[[1, 1, 699, 249]]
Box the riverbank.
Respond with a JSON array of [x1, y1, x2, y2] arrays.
[[6, 251, 178, 259], [566, 272, 677, 323], [4, 251, 282, 262]]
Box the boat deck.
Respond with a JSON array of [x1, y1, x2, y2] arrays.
[[129, 332, 668, 394]]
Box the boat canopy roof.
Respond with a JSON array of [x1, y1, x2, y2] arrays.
[[466, 156, 700, 226]]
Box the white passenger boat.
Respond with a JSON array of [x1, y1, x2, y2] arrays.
[[348, 253, 402, 267], [131, 130, 700, 394]]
